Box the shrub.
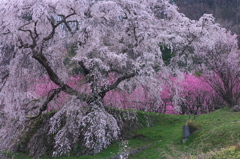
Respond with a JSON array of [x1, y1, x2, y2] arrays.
[[234, 143, 240, 151], [185, 120, 201, 134]]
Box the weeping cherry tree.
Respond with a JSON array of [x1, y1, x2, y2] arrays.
[[0, 0, 236, 157]]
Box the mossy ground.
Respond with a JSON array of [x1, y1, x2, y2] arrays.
[[9, 107, 240, 158]]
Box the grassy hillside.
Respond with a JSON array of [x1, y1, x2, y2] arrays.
[[5, 107, 240, 159], [132, 107, 240, 159]]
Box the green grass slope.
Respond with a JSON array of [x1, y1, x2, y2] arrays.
[[8, 107, 240, 159], [186, 107, 240, 151], [132, 107, 240, 159]]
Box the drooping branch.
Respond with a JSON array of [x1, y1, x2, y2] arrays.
[[78, 27, 89, 47], [179, 34, 197, 56], [32, 51, 94, 103], [32, 52, 64, 86], [78, 61, 90, 75], [26, 88, 62, 119], [99, 73, 136, 98], [43, 12, 76, 42], [27, 51, 95, 119], [57, 14, 79, 34], [107, 73, 135, 91], [33, 20, 39, 39], [0, 71, 9, 92], [19, 23, 37, 49]]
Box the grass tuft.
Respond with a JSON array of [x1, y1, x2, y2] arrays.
[[185, 120, 201, 134]]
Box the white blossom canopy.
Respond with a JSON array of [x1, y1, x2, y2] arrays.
[[0, 0, 235, 115]]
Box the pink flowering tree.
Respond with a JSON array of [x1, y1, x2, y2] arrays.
[[177, 73, 222, 115], [0, 0, 238, 157], [156, 73, 222, 115], [195, 32, 240, 106]]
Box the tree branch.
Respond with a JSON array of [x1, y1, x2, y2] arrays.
[[43, 12, 76, 42], [179, 34, 197, 56], [99, 73, 135, 98], [34, 20, 39, 39], [19, 23, 37, 48], [26, 88, 62, 119], [57, 14, 79, 34], [0, 71, 9, 92], [78, 61, 90, 75], [32, 51, 94, 103]]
